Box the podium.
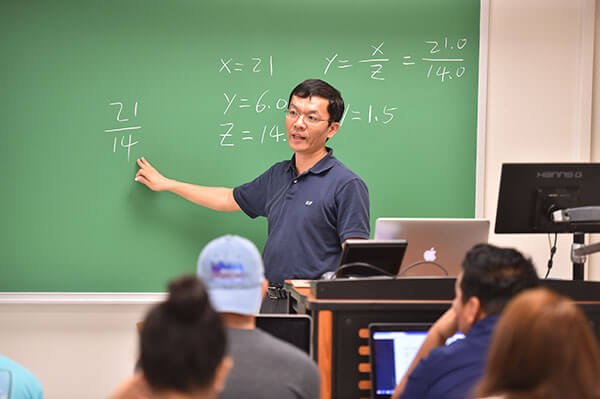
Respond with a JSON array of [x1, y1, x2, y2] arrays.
[[285, 278, 600, 399]]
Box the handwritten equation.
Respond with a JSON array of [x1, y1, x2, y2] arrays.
[[323, 38, 469, 83], [101, 35, 474, 158], [324, 42, 392, 81], [218, 123, 285, 147], [217, 98, 398, 148], [223, 90, 288, 115], [218, 56, 274, 76], [222, 89, 397, 121], [216, 38, 471, 84], [104, 101, 140, 160]]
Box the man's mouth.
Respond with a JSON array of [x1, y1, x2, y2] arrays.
[[291, 134, 306, 141]]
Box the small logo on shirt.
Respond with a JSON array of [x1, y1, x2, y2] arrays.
[[305, 201, 313, 206]]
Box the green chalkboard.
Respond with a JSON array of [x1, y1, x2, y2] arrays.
[[1, 0, 482, 292]]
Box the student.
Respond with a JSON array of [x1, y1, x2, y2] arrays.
[[110, 275, 232, 399], [393, 244, 539, 399], [196, 234, 321, 399], [134, 79, 370, 287], [475, 287, 600, 399], [0, 354, 44, 399]]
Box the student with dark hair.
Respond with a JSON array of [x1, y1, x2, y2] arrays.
[[134, 79, 370, 309], [110, 275, 232, 399], [475, 287, 600, 399], [393, 244, 539, 399]]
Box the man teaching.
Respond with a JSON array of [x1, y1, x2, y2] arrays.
[[135, 79, 370, 284]]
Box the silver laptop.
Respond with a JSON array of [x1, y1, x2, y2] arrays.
[[374, 218, 490, 277]]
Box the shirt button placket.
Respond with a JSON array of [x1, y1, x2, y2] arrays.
[[286, 178, 298, 200]]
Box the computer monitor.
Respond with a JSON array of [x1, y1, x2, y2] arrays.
[[337, 240, 408, 278], [256, 314, 312, 356], [495, 163, 600, 234]]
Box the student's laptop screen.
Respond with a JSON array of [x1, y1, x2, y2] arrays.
[[369, 323, 465, 399]]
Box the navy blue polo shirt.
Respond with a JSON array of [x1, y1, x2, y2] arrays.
[[402, 315, 499, 399], [233, 148, 370, 283]]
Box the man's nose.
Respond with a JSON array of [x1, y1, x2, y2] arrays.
[[294, 114, 307, 128]]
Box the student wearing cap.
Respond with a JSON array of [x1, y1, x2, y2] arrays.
[[196, 234, 321, 399], [135, 79, 370, 288], [0, 354, 44, 399]]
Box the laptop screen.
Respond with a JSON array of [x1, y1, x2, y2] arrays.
[[374, 218, 489, 277], [369, 322, 465, 399], [256, 314, 312, 356]]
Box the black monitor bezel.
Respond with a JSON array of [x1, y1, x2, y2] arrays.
[[338, 240, 408, 277], [495, 163, 600, 234], [255, 314, 312, 356]]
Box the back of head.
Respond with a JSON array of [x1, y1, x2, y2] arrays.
[[476, 287, 600, 399], [460, 243, 539, 314], [197, 235, 265, 315], [140, 275, 226, 394], [289, 79, 344, 123]]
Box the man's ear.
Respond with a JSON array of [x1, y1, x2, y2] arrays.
[[327, 122, 340, 139], [463, 296, 482, 328]]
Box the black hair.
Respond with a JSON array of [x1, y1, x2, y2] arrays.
[[140, 275, 226, 393], [460, 244, 539, 315], [288, 79, 345, 124]]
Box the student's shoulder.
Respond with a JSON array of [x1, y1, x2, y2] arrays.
[[0, 355, 43, 398], [416, 341, 465, 372], [0, 355, 37, 380]]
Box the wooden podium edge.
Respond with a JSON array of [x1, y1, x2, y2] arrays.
[[318, 310, 333, 399]]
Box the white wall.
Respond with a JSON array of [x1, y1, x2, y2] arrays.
[[0, 1, 598, 398], [590, 0, 600, 280], [484, 0, 598, 280], [0, 303, 151, 399]]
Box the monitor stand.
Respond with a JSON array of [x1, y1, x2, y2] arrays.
[[571, 233, 586, 280], [571, 232, 600, 280]]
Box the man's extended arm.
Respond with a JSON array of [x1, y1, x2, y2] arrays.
[[134, 157, 241, 212], [392, 308, 459, 399]]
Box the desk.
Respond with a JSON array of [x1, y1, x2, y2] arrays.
[[286, 278, 600, 399]]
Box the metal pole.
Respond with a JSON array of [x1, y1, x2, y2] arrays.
[[573, 233, 585, 280]]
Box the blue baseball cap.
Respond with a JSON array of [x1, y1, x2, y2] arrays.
[[197, 235, 265, 315]]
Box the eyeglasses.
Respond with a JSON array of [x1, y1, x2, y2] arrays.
[[284, 109, 330, 125]]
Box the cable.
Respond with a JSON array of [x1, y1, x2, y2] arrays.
[[335, 262, 396, 278], [544, 232, 558, 279], [397, 261, 449, 277]]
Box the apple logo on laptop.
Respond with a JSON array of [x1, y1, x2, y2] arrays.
[[424, 248, 437, 262]]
